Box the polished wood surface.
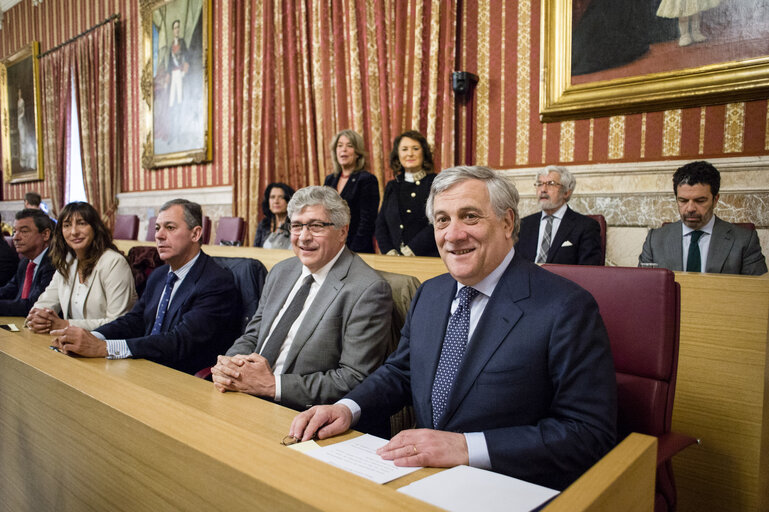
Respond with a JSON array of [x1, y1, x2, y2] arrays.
[[672, 272, 769, 512], [0, 319, 655, 511]]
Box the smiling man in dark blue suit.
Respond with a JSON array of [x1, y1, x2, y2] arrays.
[[51, 199, 241, 375], [290, 166, 617, 490]]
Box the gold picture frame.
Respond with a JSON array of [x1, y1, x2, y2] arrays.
[[540, 0, 769, 122], [0, 42, 44, 183], [140, 0, 212, 168]]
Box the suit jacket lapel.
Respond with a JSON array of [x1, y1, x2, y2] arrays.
[[437, 256, 527, 429], [282, 248, 353, 369], [412, 275, 457, 427], [163, 253, 206, 329], [60, 261, 80, 320], [255, 261, 302, 352], [706, 217, 733, 273], [548, 207, 575, 261]]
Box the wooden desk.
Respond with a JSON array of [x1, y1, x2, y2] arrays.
[[0, 320, 656, 512]]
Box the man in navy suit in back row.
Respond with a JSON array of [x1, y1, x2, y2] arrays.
[[51, 199, 242, 374], [515, 165, 603, 266], [290, 166, 617, 491]]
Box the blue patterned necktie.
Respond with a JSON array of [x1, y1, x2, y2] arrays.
[[151, 272, 178, 335], [431, 286, 480, 428], [260, 274, 315, 367]]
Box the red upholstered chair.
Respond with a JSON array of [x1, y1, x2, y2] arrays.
[[145, 216, 157, 242], [214, 216, 245, 246], [201, 216, 212, 244], [543, 264, 698, 512], [586, 213, 607, 265], [113, 214, 139, 240]]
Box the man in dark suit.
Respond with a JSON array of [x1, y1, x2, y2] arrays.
[[212, 186, 392, 411], [0, 232, 19, 287], [290, 166, 617, 491], [51, 199, 241, 374], [0, 209, 54, 316], [639, 161, 767, 275], [515, 165, 602, 265]]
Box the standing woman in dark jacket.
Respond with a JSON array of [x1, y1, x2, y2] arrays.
[[324, 129, 379, 253], [375, 130, 438, 257]]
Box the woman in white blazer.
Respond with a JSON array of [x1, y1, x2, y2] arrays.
[[26, 202, 137, 333]]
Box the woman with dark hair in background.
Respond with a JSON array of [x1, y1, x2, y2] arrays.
[[324, 129, 379, 253], [375, 130, 438, 257], [26, 202, 136, 333], [253, 182, 294, 249]]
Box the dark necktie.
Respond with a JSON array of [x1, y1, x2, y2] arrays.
[[261, 274, 315, 367], [151, 272, 178, 335], [536, 215, 553, 263], [21, 260, 36, 299], [686, 230, 704, 272], [431, 286, 480, 428]]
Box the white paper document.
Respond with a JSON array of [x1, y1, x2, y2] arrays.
[[397, 465, 559, 512], [305, 434, 422, 484]]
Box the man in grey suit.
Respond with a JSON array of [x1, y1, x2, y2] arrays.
[[639, 161, 766, 275], [212, 186, 393, 411]]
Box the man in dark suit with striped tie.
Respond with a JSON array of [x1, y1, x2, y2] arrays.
[[0, 209, 54, 316], [51, 199, 241, 374]]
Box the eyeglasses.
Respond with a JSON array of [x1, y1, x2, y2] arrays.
[[289, 221, 335, 234], [534, 181, 563, 189]]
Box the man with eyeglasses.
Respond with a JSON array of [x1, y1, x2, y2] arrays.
[[515, 165, 602, 265], [212, 186, 393, 414], [639, 160, 766, 275], [0, 209, 54, 315]]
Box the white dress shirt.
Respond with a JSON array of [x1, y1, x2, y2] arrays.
[[536, 203, 568, 251], [681, 215, 715, 272], [265, 246, 345, 401], [340, 247, 516, 471]]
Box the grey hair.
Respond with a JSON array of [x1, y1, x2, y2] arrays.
[[537, 165, 575, 195], [329, 129, 368, 176], [287, 186, 351, 227], [426, 166, 521, 243], [159, 199, 203, 229]]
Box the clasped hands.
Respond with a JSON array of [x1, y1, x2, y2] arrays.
[[49, 325, 107, 357], [211, 353, 276, 398], [289, 404, 469, 468], [26, 307, 69, 334]]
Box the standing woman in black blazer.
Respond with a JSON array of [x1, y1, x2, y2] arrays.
[[375, 130, 438, 257], [324, 129, 379, 253]]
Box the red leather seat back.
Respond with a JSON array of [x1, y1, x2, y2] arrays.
[[214, 217, 245, 246], [586, 214, 607, 265], [114, 214, 139, 240], [201, 216, 212, 244], [146, 216, 157, 242], [543, 264, 680, 439]]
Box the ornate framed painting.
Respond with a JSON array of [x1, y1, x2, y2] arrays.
[[0, 41, 44, 183], [140, 0, 212, 168], [540, 0, 769, 121]]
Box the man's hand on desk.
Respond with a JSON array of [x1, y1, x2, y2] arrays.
[[26, 307, 68, 334], [211, 353, 276, 398], [289, 404, 353, 441], [377, 429, 469, 468], [50, 326, 107, 358]]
